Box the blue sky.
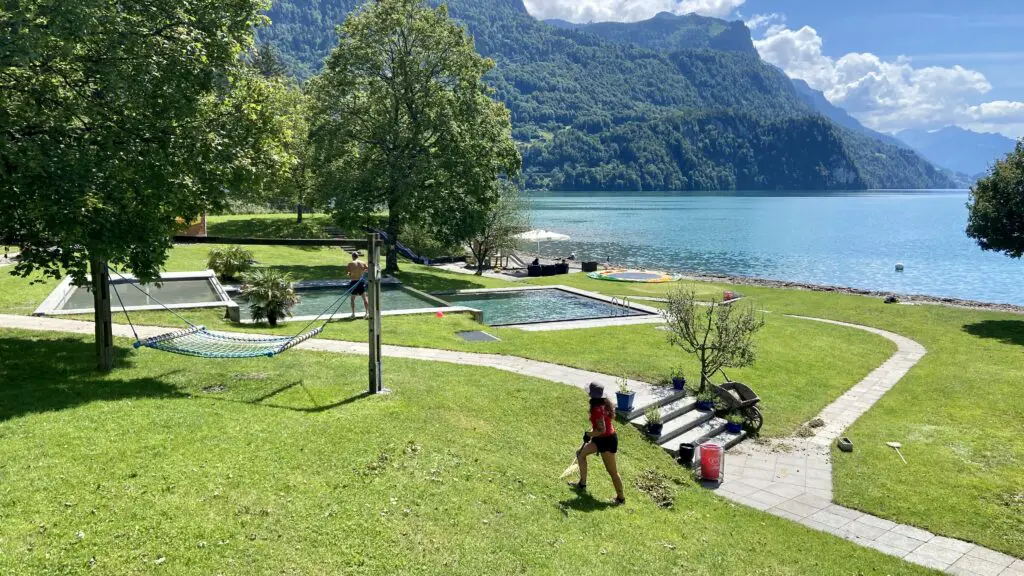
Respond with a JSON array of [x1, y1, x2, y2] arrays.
[[522, 0, 1024, 137]]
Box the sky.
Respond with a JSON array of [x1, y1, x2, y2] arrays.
[[521, 0, 1024, 138]]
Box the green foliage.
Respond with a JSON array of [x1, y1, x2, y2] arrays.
[[644, 405, 662, 425], [967, 141, 1024, 259], [240, 268, 300, 326], [206, 247, 255, 280], [307, 0, 521, 273], [467, 181, 530, 274], [0, 0, 286, 285], [664, 289, 766, 390], [260, 0, 953, 191]]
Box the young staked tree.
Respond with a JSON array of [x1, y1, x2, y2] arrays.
[[467, 181, 530, 275], [663, 289, 766, 391], [0, 0, 292, 370], [967, 140, 1024, 259], [308, 0, 521, 274]]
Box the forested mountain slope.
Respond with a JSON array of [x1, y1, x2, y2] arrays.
[[258, 0, 957, 190]]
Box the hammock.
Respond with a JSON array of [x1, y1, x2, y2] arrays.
[[109, 268, 366, 359]]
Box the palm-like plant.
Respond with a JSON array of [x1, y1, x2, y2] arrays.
[[207, 246, 254, 280], [240, 269, 300, 326]]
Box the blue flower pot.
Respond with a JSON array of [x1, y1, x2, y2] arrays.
[[672, 377, 687, 391], [696, 400, 715, 411], [726, 422, 743, 434], [615, 391, 635, 413]]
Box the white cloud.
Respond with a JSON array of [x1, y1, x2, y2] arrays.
[[753, 24, 1024, 138], [522, 0, 744, 24], [744, 12, 785, 33]]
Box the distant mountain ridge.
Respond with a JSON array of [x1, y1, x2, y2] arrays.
[[897, 126, 1017, 177], [257, 0, 957, 191]]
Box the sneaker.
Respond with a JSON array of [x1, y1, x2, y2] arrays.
[[567, 481, 587, 492]]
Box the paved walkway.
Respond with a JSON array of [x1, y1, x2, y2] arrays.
[[432, 263, 525, 282], [1, 313, 1021, 575]]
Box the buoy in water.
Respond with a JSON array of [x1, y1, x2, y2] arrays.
[[895, 263, 905, 272]]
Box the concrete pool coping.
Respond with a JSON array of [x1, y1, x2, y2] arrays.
[[431, 285, 664, 330], [34, 270, 238, 317]]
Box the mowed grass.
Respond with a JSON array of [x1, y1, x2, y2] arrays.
[[27, 245, 894, 439], [730, 287, 1024, 558], [0, 329, 936, 576]]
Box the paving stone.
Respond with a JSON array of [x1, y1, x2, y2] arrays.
[[793, 492, 833, 510], [773, 498, 825, 519], [806, 467, 832, 481], [930, 536, 977, 555], [767, 507, 805, 523], [950, 555, 1013, 576], [861, 538, 911, 558], [966, 547, 1017, 568], [764, 482, 806, 499], [748, 490, 790, 508], [906, 539, 967, 568], [856, 514, 898, 531], [824, 505, 864, 521], [742, 467, 776, 482], [735, 495, 772, 511], [843, 519, 889, 541], [904, 550, 954, 571], [1000, 563, 1024, 576], [808, 509, 854, 530], [805, 476, 832, 491], [874, 531, 929, 554], [892, 524, 935, 542], [721, 480, 761, 497], [806, 487, 833, 501]]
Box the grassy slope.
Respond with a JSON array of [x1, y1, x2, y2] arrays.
[[0, 329, 935, 575]]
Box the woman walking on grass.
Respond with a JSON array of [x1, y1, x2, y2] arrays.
[[569, 383, 626, 504]]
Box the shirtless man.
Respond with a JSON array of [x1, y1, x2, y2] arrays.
[[346, 251, 369, 318]]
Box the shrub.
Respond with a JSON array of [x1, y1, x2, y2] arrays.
[[207, 246, 254, 280], [241, 269, 300, 326]]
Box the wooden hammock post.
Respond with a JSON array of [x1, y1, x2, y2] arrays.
[[367, 233, 384, 395]]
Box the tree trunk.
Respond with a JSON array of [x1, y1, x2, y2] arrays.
[[384, 211, 401, 274], [90, 257, 115, 372], [296, 204, 304, 224]]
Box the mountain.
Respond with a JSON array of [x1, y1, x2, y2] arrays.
[[257, 0, 957, 191], [896, 126, 1017, 177], [790, 79, 906, 149]]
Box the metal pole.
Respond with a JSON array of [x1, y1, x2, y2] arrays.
[[367, 233, 384, 394]]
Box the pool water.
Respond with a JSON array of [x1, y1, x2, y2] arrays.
[[235, 284, 441, 320], [62, 279, 221, 310], [440, 289, 646, 326]]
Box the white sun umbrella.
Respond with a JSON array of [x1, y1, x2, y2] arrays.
[[517, 229, 570, 255]]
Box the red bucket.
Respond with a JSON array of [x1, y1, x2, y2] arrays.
[[699, 443, 723, 482]]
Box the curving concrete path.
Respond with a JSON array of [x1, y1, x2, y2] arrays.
[[0, 313, 1020, 575]]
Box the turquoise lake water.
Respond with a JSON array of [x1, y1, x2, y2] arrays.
[[526, 191, 1023, 306]]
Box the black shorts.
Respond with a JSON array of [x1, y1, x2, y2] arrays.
[[593, 433, 618, 454], [349, 280, 366, 296]]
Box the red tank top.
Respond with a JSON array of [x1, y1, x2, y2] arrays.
[[590, 405, 616, 438]]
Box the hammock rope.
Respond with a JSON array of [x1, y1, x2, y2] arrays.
[[107, 266, 366, 359]]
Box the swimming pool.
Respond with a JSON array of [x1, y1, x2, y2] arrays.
[[233, 284, 445, 321], [35, 271, 234, 316], [439, 288, 649, 326]]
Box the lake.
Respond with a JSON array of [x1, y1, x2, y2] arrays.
[[526, 191, 1024, 306]]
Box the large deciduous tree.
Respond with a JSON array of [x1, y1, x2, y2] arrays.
[[967, 141, 1024, 259], [0, 0, 289, 370], [308, 0, 521, 273]]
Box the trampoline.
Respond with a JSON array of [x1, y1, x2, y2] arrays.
[[587, 269, 680, 283]]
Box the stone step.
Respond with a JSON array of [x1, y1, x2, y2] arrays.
[[639, 407, 714, 445], [702, 428, 747, 451], [619, 388, 688, 420], [629, 396, 696, 427], [658, 417, 728, 455]]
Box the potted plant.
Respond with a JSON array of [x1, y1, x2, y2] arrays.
[[671, 368, 687, 392], [644, 406, 663, 437], [695, 387, 716, 411], [240, 269, 300, 327], [725, 412, 745, 434], [615, 376, 635, 413]]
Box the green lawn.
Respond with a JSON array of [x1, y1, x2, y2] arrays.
[[729, 287, 1024, 558], [0, 329, 935, 575], [3, 215, 1022, 558]]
